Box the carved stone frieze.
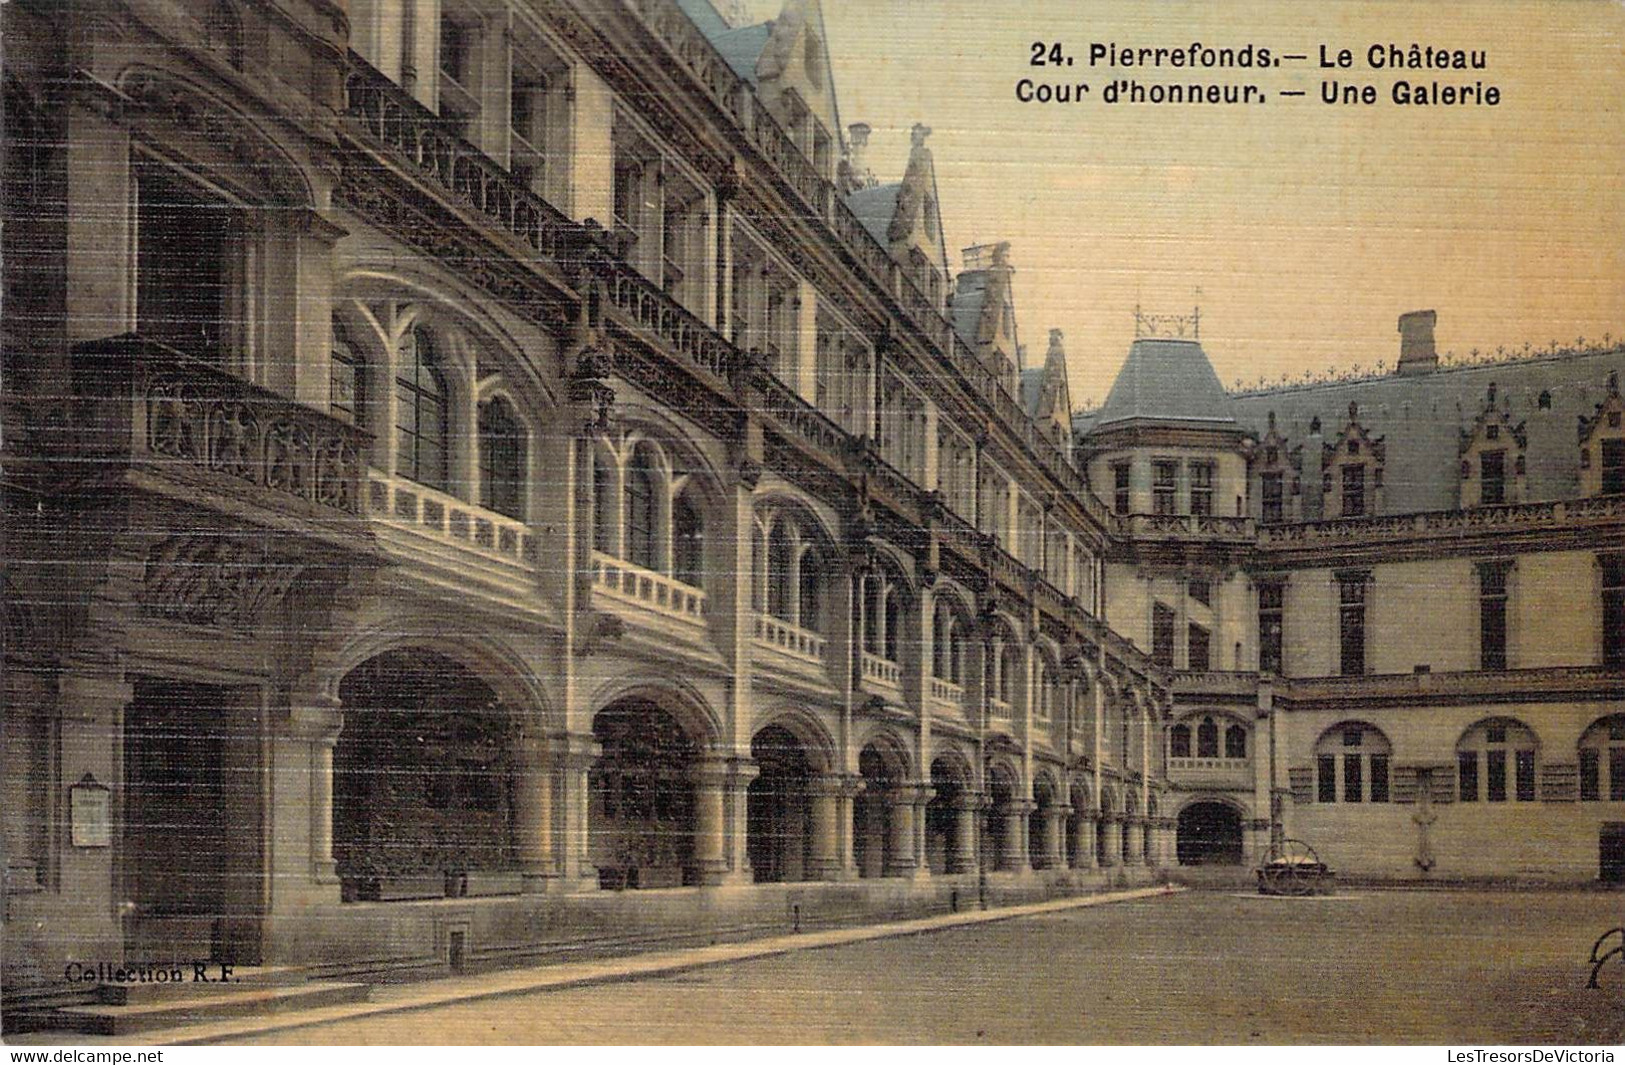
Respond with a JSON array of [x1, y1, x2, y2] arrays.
[[140, 535, 303, 631]]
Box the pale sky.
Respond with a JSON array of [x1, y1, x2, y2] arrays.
[[746, 0, 1625, 407]]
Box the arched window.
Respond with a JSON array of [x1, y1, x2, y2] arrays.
[[329, 327, 362, 426], [999, 643, 1019, 704], [1034, 661, 1050, 721], [672, 491, 703, 588], [862, 579, 881, 655], [396, 326, 448, 490], [767, 526, 793, 619], [883, 588, 900, 662], [1196, 716, 1219, 759], [1313, 723, 1392, 804], [1457, 718, 1539, 803], [797, 550, 821, 632], [1225, 723, 1247, 760], [932, 607, 949, 679], [478, 397, 526, 519], [1579, 715, 1625, 802], [592, 451, 613, 553], [1170, 723, 1192, 759], [625, 447, 658, 570]]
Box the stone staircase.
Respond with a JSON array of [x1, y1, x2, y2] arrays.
[[14, 966, 369, 1037]]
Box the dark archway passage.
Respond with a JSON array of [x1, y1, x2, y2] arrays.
[[590, 698, 700, 889], [336, 651, 519, 901], [854, 743, 900, 878], [123, 677, 262, 963], [748, 725, 813, 883], [1601, 823, 1625, 883], [925, 757, 967, 874], [1177, 801, 1244, 866]]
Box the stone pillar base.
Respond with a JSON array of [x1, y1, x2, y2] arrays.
[[805, 858, 852, 881]]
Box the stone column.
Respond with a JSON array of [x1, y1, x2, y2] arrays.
[[692, 756, 757, 887], [951, 794, 981, 873], [806, 774, 845, 880], [837, 775, 863, 880], [885, 785, 924, 877], [691, 758, 731, 885], [1073, 809, 1097, 869], [512, 730, 555, 892], [1044, 805, 1069, 870], [284, 696, 344, 887], [1002, 799, 1032, 872], [1124, 818, 1144, 865], [1099, 817, 1119, 867], [553, 736, 601, 892]]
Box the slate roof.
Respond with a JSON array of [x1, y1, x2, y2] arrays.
[[1230, 347, 1625, 516], [674, 0, 769, 80], [844, 183, 901, 245], [708, 23, 771, 81], [951, 269, 989, 345], [675, 0, 733, 38], [1091, 338, 1238, 430], [1020, 368, 1046, 418]]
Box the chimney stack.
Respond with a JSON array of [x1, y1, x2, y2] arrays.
[[847, 123, 874, 188], [1396, 309, 1438, 375]]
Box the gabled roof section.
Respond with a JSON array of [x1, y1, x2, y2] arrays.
[[708, 22, 772, 81], [1020, 368, 1046, 416], [1091, 338, 1237, 431], [675, 0, 736, 39], [1033, 329, 1073, 426], [845, 182, 901, 245]]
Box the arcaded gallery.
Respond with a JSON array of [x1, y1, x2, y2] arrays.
[[3, 0, 1623, 1010]]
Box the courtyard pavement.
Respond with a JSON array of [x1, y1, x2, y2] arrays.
[[230, 889, 1625, 1045]]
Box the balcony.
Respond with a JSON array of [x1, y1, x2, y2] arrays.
[[592, 551, 706, 624], [1168, 756, 1253, 790], [1257, 497, 1625, 553], [929, 676, 965, 708], [343, 55, 575, 262], [1173, 671, 1261, 699], [988, 698, 1014, 728], [59, 335, 369, 539], [367, 472, 536, 586], [1114, 512, 1255, 543], [861, 652, 902, 694], [753, 614, 827, 664]]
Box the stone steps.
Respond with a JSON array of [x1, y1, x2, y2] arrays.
[[18, 966, 369, 1036], [97, 965, 311, 1005]]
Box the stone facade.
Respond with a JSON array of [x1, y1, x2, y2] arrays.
[[2, 0, 1620, 1008]]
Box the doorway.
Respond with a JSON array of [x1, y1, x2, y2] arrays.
[[1601, 823, 1625, 884], [122, 678, 262, 964], [1176, 801, 1244, 866]]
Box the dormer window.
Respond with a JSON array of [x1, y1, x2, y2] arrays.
[[1341, 464, 1365, 517]]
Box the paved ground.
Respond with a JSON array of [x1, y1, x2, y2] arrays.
[[232, 890, 1625, 1045]]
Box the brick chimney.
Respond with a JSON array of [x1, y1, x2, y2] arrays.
[[1396, 310, 1438, 375]]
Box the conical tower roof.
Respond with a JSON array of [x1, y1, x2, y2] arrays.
[[1092, 338, 1236, 431]]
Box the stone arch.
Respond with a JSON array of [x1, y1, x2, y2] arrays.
[[1176, 797, 1246, 866], [332, 648, 526, 901], [117, 66, 316, 208], [751, 704, 838, 775], [586, 675, 723, 751], [1029, 765, 1063, 870], [318, 613, 553, 730], [1456, 715, 1541, 804], [747, 722, 817, 883], [854, 728, 913, 879]]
